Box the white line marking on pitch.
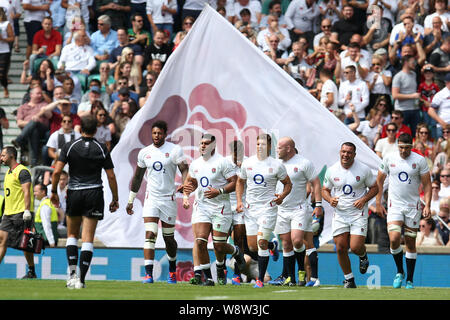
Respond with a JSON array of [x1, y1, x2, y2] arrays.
[[196, 296, 230, 300]]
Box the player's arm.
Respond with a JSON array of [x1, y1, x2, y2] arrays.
[[375, 171, 387, 217], [105, 168, 119, 213], [353, 183, 379, 210], [176, 161, 189, 193], [421, 172, 432, 219], [126, 166, 146, 215], [182, 173, 197, 209], [235, 177, 246, 213], [273, 175, 292, 205], [311, 177, 323, 217], [50, 160, 65, 208], [204, 175, 237, 199], [322, 186, 339, 208]]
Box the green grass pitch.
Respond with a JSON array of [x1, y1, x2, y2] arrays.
[[0, 279, 448, 300]]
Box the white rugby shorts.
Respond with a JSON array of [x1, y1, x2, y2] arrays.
[[332, 207, 368, 237]]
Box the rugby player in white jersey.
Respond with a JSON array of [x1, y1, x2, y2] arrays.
[[322, 142, 378, 288], [226, 140, 248, 285], [236, 133, 292, 288], [375, 133, 432, 289], [182, 133, 246, 286], [126, 121, 189, 284], [271, 137, 323, 286]]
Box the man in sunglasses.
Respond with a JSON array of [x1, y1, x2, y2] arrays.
[[376, 133, 432, 289]]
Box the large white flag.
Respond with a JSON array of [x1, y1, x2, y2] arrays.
[[96, 5, 381, 248]]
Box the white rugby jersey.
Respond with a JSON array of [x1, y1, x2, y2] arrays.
[[189, 153, 236, 212], [277, 154, 317, 210], [379, 151, 429, 208], [323, 159, 376, 213], [137, 142, 185, 198], [239, 155, 288, 208], [226, 155, 246, 207]]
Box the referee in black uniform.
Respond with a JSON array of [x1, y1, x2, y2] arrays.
[[51, 116, 119, 289]]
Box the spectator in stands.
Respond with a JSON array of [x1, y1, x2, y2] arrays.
[[257, 14, 290, 53], [319, 68, 338, 111], [284, 41, 311, 83], [284, 0, 319, 46], [58, 30, 96, 88], [37, 98, 81, 135], [338, 65, 370, 124], [110, 76, 139, 107], [0, 105, 8, 150], [147, 58, 163, 78], [416, 217, 444, 246], [12, 86, 50, 166], [392, 16, 424, 61], [9, 0, 21, 53], [98, 1, 131, 30], [110, 98, 138, 142], [143, 29, 172, 69], [263, 34, 288, 67], [391, 54, 421, 134], [352, 108, 383, 149], [259, 0, 286, 30], [90, 15, 119, 63], [128, 13, 151, 53], [431, 180, 442, 215], [114, 47, 142, 90], [374, 95, 392, 126], [28, 17, 62, 76], [335, 42, 370, 82], [82, 77, 112, 107], [423, 16, 449, 59], [366, 54, 392, 110], [77, 86, 102, 117], [362, 4, 392, 54], [331, 4, 363, 49], [0, 7, 13, 98], [139, 71, 157, 108], [414, 123, 434, 156], [22, 0, 49, 59], [390, 8, 425, 48], [63, 15, 91, 46], [423, 0, 449, 35], [374, 122, 398, 158], [436, 202, 449, 245], [130, 1, 151, 32], [233, 0, 262, 26], [380, 110, 412, 138], [433, 138, 450, 176], [427, 36, 450, 89], [428, 73, 450, 137], [88, 63, 114, 97], [182, 0, 209, 21], [94, 106, 112, 151], [60, 75, 82, 106], [313, 18, 333, 51], [173, 16, 194, 49], [418, 65, 440, 139], [21, 59, 55, 95], [146, 0, 178, 38], [109, 27, 143, 71], [52, 85, 76, 114], [438, 168, 450, 198], [62, 0, 91, 34], [342, 0, 368, 25], [46, 115, 81, 167]]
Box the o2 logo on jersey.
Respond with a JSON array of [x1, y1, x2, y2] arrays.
[[342, 184, 356, 197], [253, 174, 267, 187], [398, 171, 411, 184], [152, 161, 165, 173], [200, 177, 210, 188]]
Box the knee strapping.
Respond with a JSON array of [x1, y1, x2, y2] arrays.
[[162, 227, 175, 237], [388, 224, 402, 233], [144, 222, 159, 237], [212, 235, 228, 243], [404, 228, 417, 239]]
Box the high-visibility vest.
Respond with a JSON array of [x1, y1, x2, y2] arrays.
[[4, 164, 34, 215]]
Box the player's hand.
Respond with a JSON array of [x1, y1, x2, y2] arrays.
[[204, 186, 219, 199], [422, 205, 431, 219], [176, 184, 184, 193], [109, 199, 119, 212], [183, 197, 190, 209], [236, 202, 244, 213], [330, 197, 339, 208], [273, 193, 284, 205], [353, 198, 366, 210], [313, 206, 323, 218], [50, 193, 60, 208], [126, 203, 134, 215], [376, 202, 386, 218]]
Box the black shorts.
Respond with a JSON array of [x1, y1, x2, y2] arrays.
[[67, 188, 105, 220], [0, 213, 26, 248]]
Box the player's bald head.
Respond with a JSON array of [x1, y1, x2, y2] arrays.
[[279, 136, 295, 148]]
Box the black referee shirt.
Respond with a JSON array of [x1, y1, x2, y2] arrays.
[[58, 136, 114, 190]]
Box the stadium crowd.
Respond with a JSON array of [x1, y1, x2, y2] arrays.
[[0, 0, 448, 254]]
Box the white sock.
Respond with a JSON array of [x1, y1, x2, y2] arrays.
[[344, 273, 354, 280]]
